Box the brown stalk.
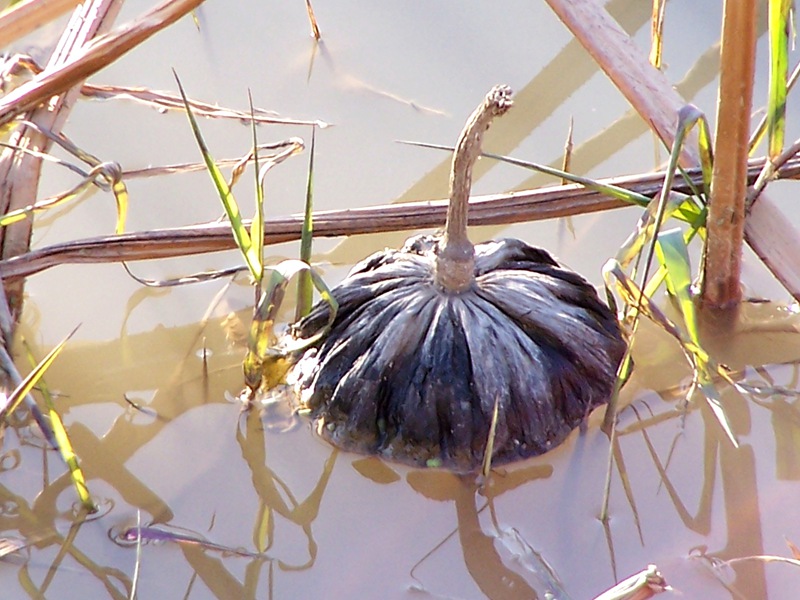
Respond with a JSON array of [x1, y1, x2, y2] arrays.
[[304, 0, 321, 40], [80, 83, 325, 127], [0, 0, 205, 126], [544, 0, 800, 303], [436, 86, 512, 292], [0, 0, 204, 325], [545, 0, 698, 161], [701, 0, 757, 312], [0, 0, 124, 321], [2, 155, 798, 281], [561, 117, 574, 185], [0, 0, 82, 48]]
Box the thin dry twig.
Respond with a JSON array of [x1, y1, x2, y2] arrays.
[[80, 83, 328, 127], [561, 116, 574, 185], [0, 0, 124, 325], [1, 155, 798, 281], [0, 0, 204, 126]]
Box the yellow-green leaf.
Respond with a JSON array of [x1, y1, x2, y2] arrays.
[[655, 228, 699, 346], [0, 326, 77, 423], [23, 338, 95, 513], [767, 0, 792, 159], [174, 72, 261, 282], [297, 127, 317, 319]]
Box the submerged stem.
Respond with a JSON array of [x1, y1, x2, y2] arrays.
[[435, 85, 513, 292]]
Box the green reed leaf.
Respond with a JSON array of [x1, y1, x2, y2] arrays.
[[297, 127, 317, 319], [174, 72, 261, 283], [655, 228, 698, 345], [243, 259, 337, 393], [768, 0, 791, 160]]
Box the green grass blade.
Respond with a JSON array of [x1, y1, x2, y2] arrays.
[[249, 92, 264, 285], [655, 228, 699, 346], [174, 72, 261, 282], [401, 140, 653, 209], [750, 61, 800, 154], [654, 228, 739, 446], [296, 126, 317, 319], [634, 104, 709, 305], [243, 259, 337, 393], [604, 260, 737, 447], [287, 266, 338, 352], [244, 267, 289, 392], [641, 221, 704, 300], [0, 326, 77, 423], [677, 105, 714, 197], [616, 192, 702, 269], [604, 260, 691, 350], [22, 338, 96, 513], [767, 0, 791, 159], [478, 149, 654, 207]]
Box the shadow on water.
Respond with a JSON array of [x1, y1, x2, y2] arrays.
[[5, 1, 800, 598], [4, 300, 800, 597]]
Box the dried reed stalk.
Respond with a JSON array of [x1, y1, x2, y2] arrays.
[[702, 0, 757, 311], [0, 0, 124, 320], [0, 0, 82, 48], [0, 0, 204, 324], [0, 0, 205, 126], [1, 156, 798, 281], [545, 0, 800, 302]]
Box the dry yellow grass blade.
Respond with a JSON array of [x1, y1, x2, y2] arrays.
[[648, 0, 666, 69]]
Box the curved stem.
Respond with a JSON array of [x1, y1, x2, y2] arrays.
[[435, 86, 513, 292]]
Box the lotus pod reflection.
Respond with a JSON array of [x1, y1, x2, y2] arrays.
[[288, 86, 627, 472]]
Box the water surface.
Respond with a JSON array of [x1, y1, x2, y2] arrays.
[[4, 1, 800, 598]]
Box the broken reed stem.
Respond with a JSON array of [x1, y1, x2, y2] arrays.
[[700, 0, 757, 312], [0, 0, 205, 127], [545, 0, 800, 303], [2, 156, 800, 281], [436, 85, 513, 292], [543, 0, 699, 165], [0, 0, 82, 48], [0, 0, 123, 322], [0, 0, 205, 329]]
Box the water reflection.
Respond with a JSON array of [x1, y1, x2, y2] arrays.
[[236, 411, 334, 571], [5, 306, 800, 597], [406, 467, 561, 599], [5, 0, 800, 597]]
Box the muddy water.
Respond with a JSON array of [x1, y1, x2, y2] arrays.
[[4, 0, 800, 598]]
